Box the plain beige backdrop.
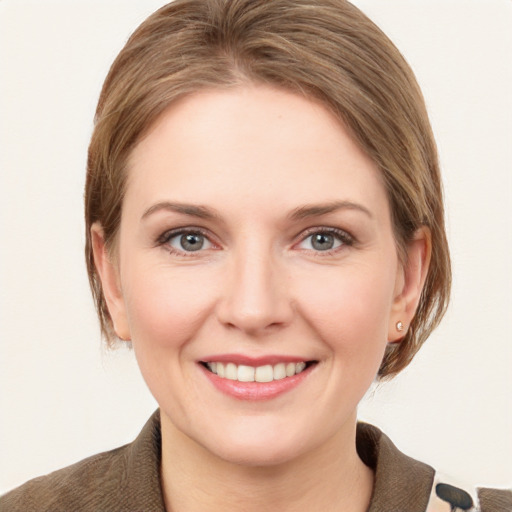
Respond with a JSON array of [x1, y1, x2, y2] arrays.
[[1, 0, 511, 493]]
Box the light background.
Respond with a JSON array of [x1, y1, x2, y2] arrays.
[[0, 0, 511, 494]]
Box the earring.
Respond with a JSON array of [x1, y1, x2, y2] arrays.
[[396, 321, 405, 332]]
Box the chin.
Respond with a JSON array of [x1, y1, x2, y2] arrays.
[[208, 438, 303, 467], [195, 421, 310, 467]]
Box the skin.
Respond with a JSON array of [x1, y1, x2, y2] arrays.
[[92, 85, 430, 512]]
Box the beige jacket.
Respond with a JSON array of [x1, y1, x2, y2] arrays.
[[2, 411, 510, 511]]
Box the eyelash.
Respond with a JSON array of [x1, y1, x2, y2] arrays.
[[156, 227, 215, 257], [156, 226, 355, 256], [296, 227, 355, 254]]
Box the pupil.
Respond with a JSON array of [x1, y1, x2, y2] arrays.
[[181, 234, 203, 251], [312, 233, 333, 251]]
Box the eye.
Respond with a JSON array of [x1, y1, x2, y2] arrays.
[[162, 230, 213, 253], [297, 229, 352, 252]]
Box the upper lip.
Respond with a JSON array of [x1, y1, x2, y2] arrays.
[[199, 354, 315, 366]]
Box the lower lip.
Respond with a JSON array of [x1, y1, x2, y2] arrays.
[[200, 364, 315, 401]]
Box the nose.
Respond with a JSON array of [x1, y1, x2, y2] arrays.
[[216, 243, 294, 336]]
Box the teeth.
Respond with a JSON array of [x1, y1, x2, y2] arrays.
[[205, 361, 310, 382], [225, 363, 237, 380], [273, 363, 286, 380], [286, 362, 296, 377], [255, 365, 273, 382], [237, 365, 255, 382]]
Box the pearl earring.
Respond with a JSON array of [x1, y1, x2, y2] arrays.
[[396, 321, 405, 332]]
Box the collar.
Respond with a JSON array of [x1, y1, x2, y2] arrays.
[[129, 411, 435, 511], [357, 422, 435, 511]]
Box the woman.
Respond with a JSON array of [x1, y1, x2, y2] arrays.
[[1, 1, 510, 510]]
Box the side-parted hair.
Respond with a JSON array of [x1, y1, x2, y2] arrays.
[[85, 0, 451, 378]]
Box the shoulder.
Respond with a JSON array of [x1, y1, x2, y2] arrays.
[[478, 487, 512, 512], [429, 475, 512, 512], [357, 422, 512, 512], [0, 444, 131, 512], [0, 411, 166, 512]]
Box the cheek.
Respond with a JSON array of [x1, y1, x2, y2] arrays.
[[121, 263, 218, 347], [119, 264, 221, 413], [295, 262, 396, 358]]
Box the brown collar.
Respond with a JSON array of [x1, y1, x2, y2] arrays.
[[133, 412, 435, 511], [357, 422, 435, 511]]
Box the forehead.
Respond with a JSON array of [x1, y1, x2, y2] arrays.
[[124, 85, 388, 220]]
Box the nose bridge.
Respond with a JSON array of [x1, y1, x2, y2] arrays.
[[217, 235, 291, 334]]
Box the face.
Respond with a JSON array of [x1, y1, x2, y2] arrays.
[[94, 85, 426, 466]]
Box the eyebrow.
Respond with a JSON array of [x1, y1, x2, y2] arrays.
[[141, 199, 373, 223], [141, 201, 221, 221], [288, 200, 373, 221]]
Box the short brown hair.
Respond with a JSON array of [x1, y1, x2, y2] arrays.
[[85, 0, 451, 378]]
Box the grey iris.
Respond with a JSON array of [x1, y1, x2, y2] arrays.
[[311, 233, 334, 250], [181, 233, 204, 251]]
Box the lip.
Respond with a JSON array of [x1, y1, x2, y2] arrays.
[[199, 353, 309, 366], [199, 358, 317, 401]]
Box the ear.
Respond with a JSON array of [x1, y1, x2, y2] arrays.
[[90, 223, 131, 341], [388, 227, 431, 343]]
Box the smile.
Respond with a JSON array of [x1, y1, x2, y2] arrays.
[[199, 356, 318, 400], [203, 361, 310, 382]]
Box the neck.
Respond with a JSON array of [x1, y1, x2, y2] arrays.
[[160, 413, 374, 512]]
